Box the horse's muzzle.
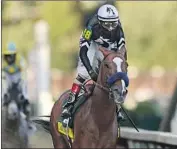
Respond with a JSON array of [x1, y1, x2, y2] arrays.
[[111, 85, 127, 104]]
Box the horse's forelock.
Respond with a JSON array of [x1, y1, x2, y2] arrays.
[[103, 51, 125, 63]]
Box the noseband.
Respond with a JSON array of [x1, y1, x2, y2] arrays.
[[93, 71, 129, 92]]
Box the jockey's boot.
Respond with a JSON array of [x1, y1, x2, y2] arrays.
[[117, 107, 126, 123], [61, 83, 81, 124]]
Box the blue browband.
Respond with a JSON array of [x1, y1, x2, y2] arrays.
[[107, 72, 129, 87]]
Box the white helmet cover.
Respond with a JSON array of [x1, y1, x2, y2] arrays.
[[97, 4, 119, 22]]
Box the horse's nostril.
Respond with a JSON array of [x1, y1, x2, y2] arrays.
[[13, 112, 17, 116], [123, 90, 128, 96]]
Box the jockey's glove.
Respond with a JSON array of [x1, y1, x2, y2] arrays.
[[89, 69, 98, 82]]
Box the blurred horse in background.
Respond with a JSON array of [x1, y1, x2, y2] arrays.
[[2, 81, 30, 148], [32, 47, 129, 148]]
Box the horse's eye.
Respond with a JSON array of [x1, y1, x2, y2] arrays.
[[105, 63, 109, 68]]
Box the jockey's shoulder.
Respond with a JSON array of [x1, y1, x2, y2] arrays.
[[85, 14, 99, 30], [2, 54, 27, 73], [81, 15, 99, 41], [18, 54, 27, 70]]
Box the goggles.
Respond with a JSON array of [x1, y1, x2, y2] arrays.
[[4, 54, 16, 65], [101, 21, 118, 31]]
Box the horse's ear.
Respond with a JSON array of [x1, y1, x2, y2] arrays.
[[99, 46, 112, 57]]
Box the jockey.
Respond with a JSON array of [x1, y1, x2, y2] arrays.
[[2, 42, 31, 123], [61, 4, 128, 124]]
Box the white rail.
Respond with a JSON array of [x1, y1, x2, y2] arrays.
[[119, 127, 177, 148]]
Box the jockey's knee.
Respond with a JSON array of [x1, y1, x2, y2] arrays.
[[75, 74, 87, 84]]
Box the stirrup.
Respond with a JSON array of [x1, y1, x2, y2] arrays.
[[62, 92, 76, 108], [61, 109, 71, 117], [61, 104, 73, 117], [62, 118, 70, 128]]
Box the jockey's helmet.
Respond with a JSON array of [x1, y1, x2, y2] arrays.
[[3, 42, 17, 65], [97, 4, 119, 31]]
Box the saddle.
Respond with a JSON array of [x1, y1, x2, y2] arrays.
[[57, 83, 95, 140]]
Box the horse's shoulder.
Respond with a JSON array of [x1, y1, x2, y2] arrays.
[[54, 90, 70, 107], [58, 90, 70, 100]]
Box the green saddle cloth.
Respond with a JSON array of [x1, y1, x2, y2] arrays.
[[58, 94, 88, 128]]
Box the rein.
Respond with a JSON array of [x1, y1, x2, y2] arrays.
[[93, 81, 110, 92], [83, 79, 110, 92], [82, 51, 129, 97]]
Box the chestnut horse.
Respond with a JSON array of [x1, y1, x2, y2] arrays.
[[33, 47, 129, 148]]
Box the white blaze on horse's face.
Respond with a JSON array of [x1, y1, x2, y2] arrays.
[[113, 57, 123, 72], [113, 57, 126, 92], [8, 100, 19, 120]]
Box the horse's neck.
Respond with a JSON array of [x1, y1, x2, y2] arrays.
[[91, 82, 116, 126], [92, 71, 111, 106]]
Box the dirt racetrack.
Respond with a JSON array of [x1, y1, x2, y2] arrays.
[[1, 105, 53, 148], [29, 127, 53, 148], [2, 126, 53, 148]]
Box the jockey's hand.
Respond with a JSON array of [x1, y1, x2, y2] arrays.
[[89, 69, 98, 81]]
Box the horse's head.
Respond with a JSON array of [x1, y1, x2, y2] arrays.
[[97, 46, 129, 103], [4, 81, 24, 121]]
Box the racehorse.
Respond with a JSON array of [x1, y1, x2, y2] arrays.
[[2, 80, 30, 148], [33, 46, 129, 148]]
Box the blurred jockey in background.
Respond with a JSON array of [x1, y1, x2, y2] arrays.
[[2, 42, 31, 124]]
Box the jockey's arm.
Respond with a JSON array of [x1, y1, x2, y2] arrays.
[[19, 55, 28, 81], [79, 26, 93, 73], [79, 15, 98, 73], [79, 38, 92, 73], [117, 23, 128, 61]]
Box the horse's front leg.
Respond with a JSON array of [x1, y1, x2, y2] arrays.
[[51, 133, 70, 149], [18, 121, 29, 148]]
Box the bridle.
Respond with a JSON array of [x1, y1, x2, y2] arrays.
[[93, 80, 110, 92], [83, 52, 128, 100]]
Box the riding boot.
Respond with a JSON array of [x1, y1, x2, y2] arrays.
[[61, 83, 81, 120]]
